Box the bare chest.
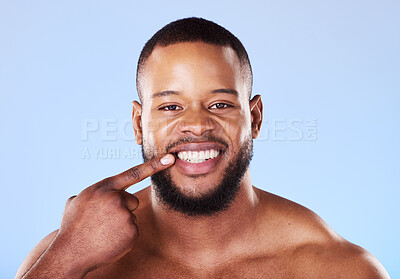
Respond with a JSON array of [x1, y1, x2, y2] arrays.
[[85, 254, 296, 279]]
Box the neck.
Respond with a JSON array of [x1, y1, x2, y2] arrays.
[[147, 170, 260, 265]]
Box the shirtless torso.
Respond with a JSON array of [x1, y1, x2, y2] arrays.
[[16, 185, 388, 279]]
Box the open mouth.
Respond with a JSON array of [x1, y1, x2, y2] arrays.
[[173, 149, 222, 164], [168, 142, 227, 175]]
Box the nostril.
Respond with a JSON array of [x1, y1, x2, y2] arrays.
[[177, 116, 217, 135]]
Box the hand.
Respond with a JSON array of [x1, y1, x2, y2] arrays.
[[55, 154, 175, 275]]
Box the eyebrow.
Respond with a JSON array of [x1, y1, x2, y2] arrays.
[[151, 88, 239, 99], [151, 90, 181, 99], [211, 88, 238, 95]]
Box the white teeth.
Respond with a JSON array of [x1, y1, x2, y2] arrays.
[[177, 149, 220, 163]]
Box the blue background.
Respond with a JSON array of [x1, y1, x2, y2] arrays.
[[1, 0, 399, 277]]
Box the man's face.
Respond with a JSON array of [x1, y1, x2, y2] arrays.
[[134, 42, 261, 215]]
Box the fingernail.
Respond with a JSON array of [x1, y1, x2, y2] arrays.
[[160, 154, 174, 165]]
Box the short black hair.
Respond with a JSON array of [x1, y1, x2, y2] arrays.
[[136, 17, 253, 102]]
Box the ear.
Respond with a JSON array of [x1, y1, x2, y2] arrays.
[[132, 101, 143, 145], [249, 95, 263, 139]]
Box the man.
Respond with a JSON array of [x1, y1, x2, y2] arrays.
[[16, 17, 389, 278]]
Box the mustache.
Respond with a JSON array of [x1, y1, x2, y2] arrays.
[[165, 135, 229, 153]]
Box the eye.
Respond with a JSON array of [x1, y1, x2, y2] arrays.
[[209, 103, 233, 109], [159, 105, 182, 111]]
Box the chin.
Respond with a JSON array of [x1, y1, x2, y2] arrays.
[[168, 172, 224, 199]]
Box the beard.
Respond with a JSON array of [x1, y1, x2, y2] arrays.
[[141, 134, 253, 217]]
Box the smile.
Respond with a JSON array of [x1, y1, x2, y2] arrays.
[[169, 142, 226, 175], [176, 149, 220, 164]]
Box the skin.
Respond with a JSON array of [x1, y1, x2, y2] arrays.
[[16, 42, 390, 279]]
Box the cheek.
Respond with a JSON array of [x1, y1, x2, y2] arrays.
[[142, 117, 176, 155], [237, 105, 253, 141], [239, 118, 252, 143], [140, 117, 157, 155], [223, 111, 251, 146]]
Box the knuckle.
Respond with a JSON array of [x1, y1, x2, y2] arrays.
[[80, 187, 96, 199], [127, 167, 141, 181], [100, 177, 115, 188], [64, 195, 77, 207], [150, 160, 159, 172], [91, 177, 115, 191]]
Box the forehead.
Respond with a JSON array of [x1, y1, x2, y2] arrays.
[[139, 42, 246, 101]]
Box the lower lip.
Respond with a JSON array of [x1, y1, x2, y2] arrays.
[[174, 154, 223, 175]]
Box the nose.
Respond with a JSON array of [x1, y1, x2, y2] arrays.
[[178, 107, 216, 136]]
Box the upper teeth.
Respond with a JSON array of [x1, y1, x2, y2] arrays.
[[177, 149, 220, 163]]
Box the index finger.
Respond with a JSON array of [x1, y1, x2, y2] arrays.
[[108, 153, 175, 191]]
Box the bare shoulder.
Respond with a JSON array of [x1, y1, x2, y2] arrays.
[[291, 239, 390, 278], [15, 229, 59, 278], [254, 188, 390, 278], [255, 188, 340, 244]]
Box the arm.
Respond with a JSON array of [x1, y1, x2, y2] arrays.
[[15, 230, 58, 278], [15, 230, 89, 279], [15, 154, 175, 279]]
